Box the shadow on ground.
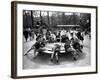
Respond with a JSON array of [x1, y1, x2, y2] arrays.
[[25, 51, 86, 66]]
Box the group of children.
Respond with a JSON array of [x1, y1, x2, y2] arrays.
[[50, 34, 83, 63], [24, 29, 84, 63]]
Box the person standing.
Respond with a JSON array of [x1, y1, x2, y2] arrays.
[[23, 30, 29, 42]]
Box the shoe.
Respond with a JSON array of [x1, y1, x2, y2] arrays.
[[56, 60, 59, 63], [73, 57, 77, 61], [24, 54, 27, 56], [51, 59, 53, 62]]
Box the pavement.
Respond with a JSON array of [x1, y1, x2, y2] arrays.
[[23, 35, 91, 69]]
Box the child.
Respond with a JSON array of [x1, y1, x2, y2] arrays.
[[40, 38, 47, 47], [64, 39, 77, 61], [24, 37, 41, 58], [71, 37, 83, 53], [51, 44, 61, 63]]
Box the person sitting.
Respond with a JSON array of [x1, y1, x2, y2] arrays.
[[46, 30, 50, 40], [71, 36, 83, 54], [51, 33, 56, 42], [24, 37, 42, 58], [64, 39, 71, 52], [77, 31, 84, 43], [33, 38, 44, 58], [51, 44, 61, 63], [40, 38, 47, 47], [64, 39, 77, 60], [61, 35, 66, 43], [56, 31, 61, 42]]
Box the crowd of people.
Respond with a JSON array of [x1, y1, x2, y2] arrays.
[[24, 28, 87, 63]]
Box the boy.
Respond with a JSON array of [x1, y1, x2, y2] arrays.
[[64, 39, 77, 61], [51, 44, 61, 63], [24, 37, 42, 58]]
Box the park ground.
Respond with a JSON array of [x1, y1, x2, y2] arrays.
[[23, 35, 91, 69]]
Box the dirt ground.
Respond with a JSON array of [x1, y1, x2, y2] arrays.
[[23, 35, 91, 69]]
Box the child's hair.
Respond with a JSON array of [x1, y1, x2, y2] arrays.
[[71, 33, 73, 36], [43, 38, 45, 41]]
